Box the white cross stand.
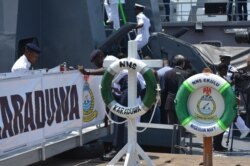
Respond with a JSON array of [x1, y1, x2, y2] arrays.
[[103, 40, 162, 166]]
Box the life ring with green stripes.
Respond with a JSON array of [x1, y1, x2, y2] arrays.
[[175, 73, 237, 137], [100, 58, 157, 119]]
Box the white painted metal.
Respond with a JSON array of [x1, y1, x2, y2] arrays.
[[107, 40, 162, 166]]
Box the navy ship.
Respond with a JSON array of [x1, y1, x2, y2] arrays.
[[1, 0, 250, 165]]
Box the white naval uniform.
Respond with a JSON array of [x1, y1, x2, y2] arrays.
[[11, 55, 31, 72], [135, 12, 151, 51], [104, 0, 125, 30]]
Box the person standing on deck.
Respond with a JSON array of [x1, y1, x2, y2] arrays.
[[79, 50, 144, 161], [78, 50, 125, 161], [134, 3, 151, 59], [227, 0, 235, 21], [157, 56, 172, 124], [213, 63, 230, 151], [163, 0, 170, 22], [78, 49, 118, 128], [104, 0, 125, 30], [238, 56, 250, 134], [162, 54, 189, 124], [11, 42, 40, 72], [237, 0, 248, 21]]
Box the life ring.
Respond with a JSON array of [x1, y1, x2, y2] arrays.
[[100, 58, 157, 119], [175, 73, 237, 137]]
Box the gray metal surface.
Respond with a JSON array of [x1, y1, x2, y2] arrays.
[[0, 0, 106, 73], [194, 44, 250, 69], [148, 32, 209, 72], [162, 21, 250, 47], [0, 0, 18, 72], [16, 0, 106, 70]]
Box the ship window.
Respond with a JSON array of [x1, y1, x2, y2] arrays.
[[205, 3, 227, 15]]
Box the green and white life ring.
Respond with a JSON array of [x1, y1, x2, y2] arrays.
[[175, 73, 237, 137], [100, 58, 157, 119]]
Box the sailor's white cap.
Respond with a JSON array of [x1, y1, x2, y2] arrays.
[[134, 3, 145, 9]]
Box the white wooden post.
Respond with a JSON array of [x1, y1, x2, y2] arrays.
[[103, 40, 162, 166]]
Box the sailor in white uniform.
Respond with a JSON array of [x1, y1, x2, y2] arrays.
[[11, 43, 40, 72], [134, 3, 151, 53], [104, 0, 125, 30]]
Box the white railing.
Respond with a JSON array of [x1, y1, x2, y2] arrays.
[[159, 0, 250, 23]]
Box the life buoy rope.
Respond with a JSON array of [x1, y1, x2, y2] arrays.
[[100, 58, 157, 119], [175, 73, 237, 137]]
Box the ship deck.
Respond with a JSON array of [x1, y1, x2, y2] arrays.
[[30, 152, 250, 166], [30, 134, 250, 166]]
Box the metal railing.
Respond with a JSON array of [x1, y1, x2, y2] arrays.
[[158, 0, 250, 23]]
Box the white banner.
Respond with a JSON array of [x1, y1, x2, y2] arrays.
[[42, 71, 83, 138], [0, 75, 44, 155], [82, 75, 106, 128], [0, 71, 83, 155]]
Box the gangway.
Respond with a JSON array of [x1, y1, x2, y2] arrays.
[[0, 124, 108, 166]]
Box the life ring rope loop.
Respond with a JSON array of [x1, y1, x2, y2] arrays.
[[100, 58, 157, 119], [175, 73, 237, 137]]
